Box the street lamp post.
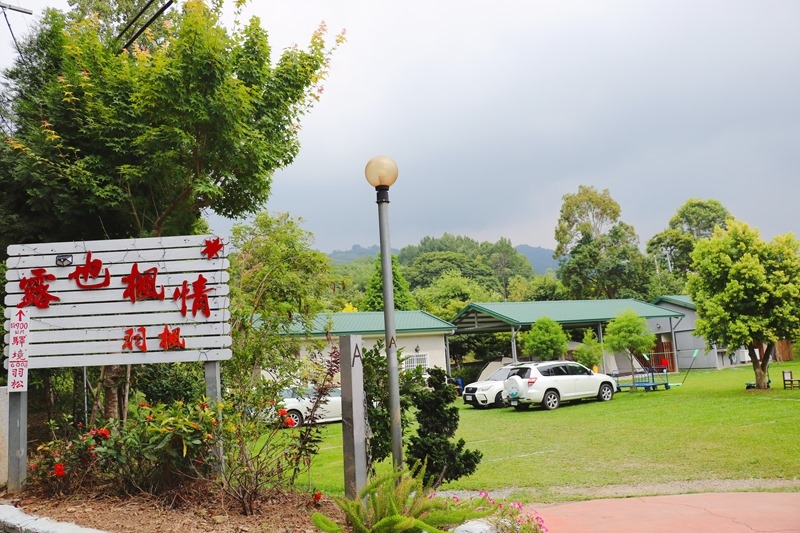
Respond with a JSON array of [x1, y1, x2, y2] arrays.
[[364, 155, 403, 470]]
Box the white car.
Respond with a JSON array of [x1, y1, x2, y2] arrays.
[[279, 386, 343, 427], [503, 361, 615, 410], [462, 366, 515, 408]]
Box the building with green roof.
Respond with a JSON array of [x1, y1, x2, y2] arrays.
[[651, 295, 739, 370], [451, 298, 686, 374], [291, 310, 456, 374]]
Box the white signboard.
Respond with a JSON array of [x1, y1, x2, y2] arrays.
[[6, 309, 30, 391], [3, 235, 231, 369]]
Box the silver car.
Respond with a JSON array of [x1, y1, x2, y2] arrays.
[[279, 386, 343, 427], [503, 361, 615, 410]]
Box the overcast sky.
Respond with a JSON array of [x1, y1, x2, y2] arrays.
[[3, 1, 799, 253]]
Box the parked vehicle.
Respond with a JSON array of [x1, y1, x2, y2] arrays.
[[503, 361, 615, 410], [279, 386, 342, 426], [462, 366, 515, 408]]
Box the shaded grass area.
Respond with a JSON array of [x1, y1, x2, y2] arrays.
[[306, 361, 800, 501]]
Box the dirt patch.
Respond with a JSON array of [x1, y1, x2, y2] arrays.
[[4, 478, 800, 532], [3, 487, 346, 532]]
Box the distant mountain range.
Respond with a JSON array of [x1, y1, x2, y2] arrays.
[[514, 244, 559, 273], [328, 244, 559, 274], [328, 244, 384, 264]]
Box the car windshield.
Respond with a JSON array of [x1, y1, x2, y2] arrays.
[[486, 368, 511, 381]]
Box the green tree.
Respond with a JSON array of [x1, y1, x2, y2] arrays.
[[554, 185, 621, 258], [646, 228, 695, 276], [361, 341, 426, 471], [478, 237, 535, 299], [1, 1, 341, 245], [1, 1, 340, 418], [67, 0, 176, 46], [227, 212, 332, 388], [687, 220, 800, 389], [520, 317, 568, 360], [573, 329, 603, 370], [362, 255, 416, 312], [407, 368, 482, 488], [397, 234, 534, 300], [558, 223, 652, 300], [669, 198, 732, 239], [604, 309, 656, 391], [507, 273, 568, 302], [647, 199, 733, 280], [398, 233, 481, 266], [404, 251, 498, 292], [413, 271, 495, 322]]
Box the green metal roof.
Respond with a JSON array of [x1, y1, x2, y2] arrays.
[[451, 299, 684, 333], [293, 310, 456, 337], [651, 294, 696, 310]]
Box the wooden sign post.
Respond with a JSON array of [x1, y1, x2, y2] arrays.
[[3, 235, 231, 492]]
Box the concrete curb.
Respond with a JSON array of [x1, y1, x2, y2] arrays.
[[0, 503, 106, 533]]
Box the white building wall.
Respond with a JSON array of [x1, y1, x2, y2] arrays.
[[298, 332, 450, 376]]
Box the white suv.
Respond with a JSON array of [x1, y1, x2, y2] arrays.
[[503, 361, 615, 410], [462, 366, 514, 408]]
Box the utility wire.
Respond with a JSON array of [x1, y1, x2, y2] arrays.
[[121, 0, 173, 52], [1, 2, 29, 57]]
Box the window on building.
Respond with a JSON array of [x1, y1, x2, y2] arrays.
[[403, 352, 429, 371]]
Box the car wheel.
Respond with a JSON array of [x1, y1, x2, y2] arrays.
[[287, 410, 304, 427], [597, 383, 614, 402], [494, 391, 505, 408], [513, 403, 529, 411], [542, 390, 560, 410]]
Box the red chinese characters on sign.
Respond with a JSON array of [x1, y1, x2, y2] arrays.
[[68, 251, 111, 289], [201, 237, 224, 260], [121, 263, 165, 303], [158, 325, 186, 350], [17, 268, 60, 308], [8, 310, 30, 391], [122, 326, 148, 352], [173, 274, 213, 318]]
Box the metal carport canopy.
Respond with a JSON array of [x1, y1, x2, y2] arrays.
[[450, 299, 684, 334]]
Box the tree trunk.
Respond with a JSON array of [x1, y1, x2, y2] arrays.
[[748, 343, 773, 389], [102, 364, 127, 419]]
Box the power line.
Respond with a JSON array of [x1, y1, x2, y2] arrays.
[[1, 2, 31, 58]]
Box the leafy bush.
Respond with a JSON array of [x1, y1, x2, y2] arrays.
[[361, 340, 427, 471], [574, 329, 602, 370], [29, 397, 220, 495], [133, 363, 204, 404], [407, 367, 482, 488], [311, 465, 494, 532], [311, 465, 547, 532]]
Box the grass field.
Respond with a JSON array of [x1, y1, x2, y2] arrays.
[[303, 361, 800, 502]]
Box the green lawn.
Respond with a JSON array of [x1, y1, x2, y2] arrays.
[[304, 361, 800, 502]]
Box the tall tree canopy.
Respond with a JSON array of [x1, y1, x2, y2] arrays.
[[398, 234, 534, 301], [362, 255, 417, 312], [0, 0, 341, 249], [553, 185, 621, 258], [228, 211, 331, 387], [647, 198, 733, 279], [558, 222, 651, 300], [687, 220, 800, 389], [669, 198, 732, 239]]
